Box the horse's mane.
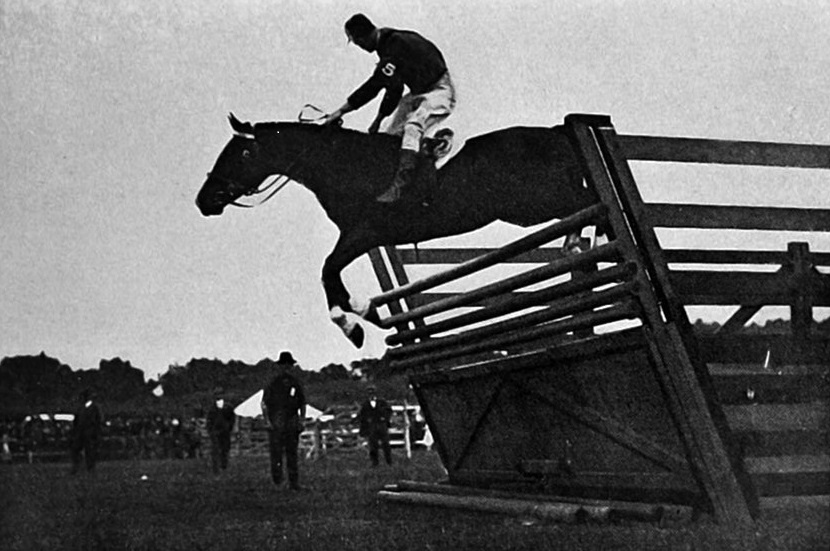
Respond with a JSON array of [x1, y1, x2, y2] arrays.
[[253, 121, 400, 148]]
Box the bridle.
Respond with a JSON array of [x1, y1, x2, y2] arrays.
[[205, 170, 292, 209], [206, 104, 336, 209]]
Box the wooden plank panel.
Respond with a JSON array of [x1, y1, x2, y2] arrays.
[[665, 249, 830, 267], [723, 404, 828, 433], [735, 431, 829, 458], [746, 455, 830, 496], [647, 203, 830, 232], [618, 134, 830, 169], [663, 249, 790, 265], [712, 372, 830, 405], [670, 271, 790, 304]]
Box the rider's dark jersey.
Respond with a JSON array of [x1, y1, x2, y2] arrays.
[[347, 28, 448, 117]]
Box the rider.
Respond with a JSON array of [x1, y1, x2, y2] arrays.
[[323, 13, 456, 203]]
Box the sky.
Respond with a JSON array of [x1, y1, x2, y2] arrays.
[[2, 0, 829, 379]]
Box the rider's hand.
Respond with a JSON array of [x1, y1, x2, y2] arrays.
[[323, 113, 342, 126]]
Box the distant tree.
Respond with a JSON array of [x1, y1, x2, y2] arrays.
[[320, 363, 350, 381]]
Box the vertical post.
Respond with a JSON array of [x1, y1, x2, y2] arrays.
[[403, 400, 412, 460], [571, 237, 597, 339], [788, 242, 813, 341]]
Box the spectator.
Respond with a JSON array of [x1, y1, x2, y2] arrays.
[[206, 390, 236, 474], [261, 351, 306, 490], [356, 386, 393, 466], [70, 389, 102, 474]]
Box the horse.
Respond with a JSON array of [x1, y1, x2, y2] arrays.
[[196, 114, 597, 348]]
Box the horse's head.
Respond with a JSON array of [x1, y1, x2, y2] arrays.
[[196, 114, 275, 216]]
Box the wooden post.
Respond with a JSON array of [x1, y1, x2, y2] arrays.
[[572, 237, 598, 339], [788, 242, 813, 341], [403, 401, 412, 460]]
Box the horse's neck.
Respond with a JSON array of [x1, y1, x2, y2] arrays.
[[269, 127, 394, 199]]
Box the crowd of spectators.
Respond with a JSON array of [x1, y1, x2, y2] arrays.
[[0, 413, 204, 464]]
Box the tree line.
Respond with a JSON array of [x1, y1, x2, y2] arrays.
[[0, 353, 392, 417]]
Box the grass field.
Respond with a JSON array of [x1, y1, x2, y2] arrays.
[[1, 450, 827, 551]]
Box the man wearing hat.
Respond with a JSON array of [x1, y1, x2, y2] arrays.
[[206, 387, 236, 474], [323, 13, 456, 203], [70, 388, 102, 474], [356, 385, 393, 466], [261, 351, 306, 489]]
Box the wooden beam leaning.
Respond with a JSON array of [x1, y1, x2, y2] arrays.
[[386, 263, 636, 345], [389, 301, 641, 369], [378, 241, 622, 330], [370, 203, 606, 307]]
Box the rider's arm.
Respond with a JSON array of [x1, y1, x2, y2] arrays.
[[368, 79, 403, 133]]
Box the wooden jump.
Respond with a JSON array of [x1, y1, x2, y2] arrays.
[[368, 114, 830, 527]]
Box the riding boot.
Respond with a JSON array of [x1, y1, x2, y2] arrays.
[[376, 149, 419, 203]]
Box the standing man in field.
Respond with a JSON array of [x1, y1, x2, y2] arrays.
[[356, 386, 393, 467], [261, 351, 306, 490], [70, 388, 102, 474], [323, 13, 456, 203], [206, 388, 236, 474]]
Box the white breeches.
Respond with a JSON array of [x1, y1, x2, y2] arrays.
[[383, 71, 457, 152]]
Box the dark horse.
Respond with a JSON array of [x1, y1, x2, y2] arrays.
[[196, 115, 596, 347]]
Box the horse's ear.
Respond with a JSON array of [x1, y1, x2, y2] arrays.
[[228, 112, 256, 137]]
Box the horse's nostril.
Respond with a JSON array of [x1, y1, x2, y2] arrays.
[[196, 196, 223, 216]]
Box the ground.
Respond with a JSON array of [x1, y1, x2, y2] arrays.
[[1, 451, 827, 551]]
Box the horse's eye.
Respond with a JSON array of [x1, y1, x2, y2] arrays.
[[242, 150, 251, 159]]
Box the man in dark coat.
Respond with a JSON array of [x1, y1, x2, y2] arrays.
[[261, 351, 306, 489], [356, 386, 393, 466], [206, 389, 236, 474], [70, 389, 102, 474]]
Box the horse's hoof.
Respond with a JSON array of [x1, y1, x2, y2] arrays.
[[347, 324, 365, 348]]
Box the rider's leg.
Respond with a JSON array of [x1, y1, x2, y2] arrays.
[[376, 113, 448, 203], [376, 139, 420, 203], [377, 77, 455, 203]]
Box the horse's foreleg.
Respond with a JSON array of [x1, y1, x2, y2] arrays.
[[322, 232, 379, 348], [322, 263, 365, 348]]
